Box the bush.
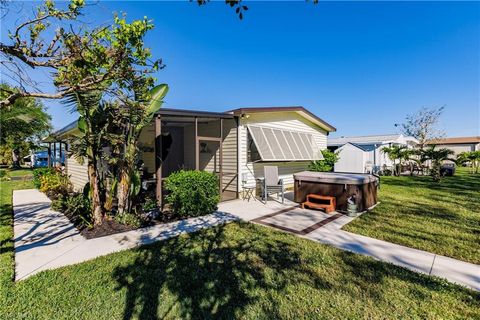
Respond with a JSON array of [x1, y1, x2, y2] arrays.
[[309, 149, 340, 172], [33, 168, 55, 188], [163, 170, 220, 217], [52, 193, 93, 229], [0, 169, 9, 181], [115, 212, 142, 228], [39, 171, 72, 198]]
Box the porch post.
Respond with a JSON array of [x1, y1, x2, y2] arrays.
[[53, 142, 57, 167], [235, 117, 239, 198], [47, 143, 52, 167], [155, 115, 162, 206], [219, 118, 223, 193], [195, 117, 199, 170], [59, 141, 63, 162]]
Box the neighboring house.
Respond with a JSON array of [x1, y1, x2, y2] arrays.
[[46, 106, 336, 203], [427, 136, 480, 156], [328, 134, 418, 173]]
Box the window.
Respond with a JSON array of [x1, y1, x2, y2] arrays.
[[247, 125, 323, 161], [247, 131, 261, 162]]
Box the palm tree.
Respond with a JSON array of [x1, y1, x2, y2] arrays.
[[457, 151, 480, 174], [421, 145, 455, 182], [381, 145, 407, 176], [64, 90, 108, 226], [116, 84, 169, 215]]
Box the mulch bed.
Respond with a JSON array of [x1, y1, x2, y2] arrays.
[[77, 210, 190, 240], [80, 218, 139, 239]]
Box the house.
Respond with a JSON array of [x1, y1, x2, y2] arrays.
[[328, 134, 418, 173], [427, 136, 480, 156], [45, 106, 336, 203]]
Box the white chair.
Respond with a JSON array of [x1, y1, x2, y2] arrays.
[[241, 172, 256, 201], [260, 166, 284, 204]]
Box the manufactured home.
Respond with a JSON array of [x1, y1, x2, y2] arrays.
[[427, 136, 480, 156], [46, 106, 336, 204]]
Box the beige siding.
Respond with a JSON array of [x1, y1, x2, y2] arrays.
[[201, 119, 238, 193], [238, 111, 328, 192], [435, 143, 479, 156], [66, 156, 88, 192]]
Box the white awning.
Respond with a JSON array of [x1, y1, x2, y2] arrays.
[[247, 125, 323, 161]]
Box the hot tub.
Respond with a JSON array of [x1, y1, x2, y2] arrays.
[[293, 171, 379, 213]]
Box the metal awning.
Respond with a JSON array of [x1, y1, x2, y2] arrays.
[[247, 125, 323, 161]]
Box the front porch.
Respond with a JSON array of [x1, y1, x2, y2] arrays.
[[138, 108, 239, 205]]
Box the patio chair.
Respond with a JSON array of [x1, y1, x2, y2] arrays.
[[260, 166, 284, 204], [241, 172, 256, 201]]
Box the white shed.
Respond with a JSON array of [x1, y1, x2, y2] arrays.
[[334, 143, 370, 173]]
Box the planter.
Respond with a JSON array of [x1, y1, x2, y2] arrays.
[[347, 203, 358, 217]]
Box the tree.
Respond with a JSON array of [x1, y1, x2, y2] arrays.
[[381, 145, 408, 176], [457, 151, 480, 174], [420, 146, 454, 182], [0, 83, 51, 168], [114, 84, 168, 215], [0, 0, 250, 108], [399, 106, 445, 149], [308, 149, 340, 172]]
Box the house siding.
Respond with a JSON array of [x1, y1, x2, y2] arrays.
[[238, 112, 328, 192], [66, 156, 89, 192]]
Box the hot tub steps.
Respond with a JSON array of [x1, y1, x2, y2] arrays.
[[302, 194, 336, 213]]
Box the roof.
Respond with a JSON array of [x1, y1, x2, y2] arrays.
[[44, 108, 236, 141], [228, 106, 336, 132], [427, 136, 480, 145], [344, 142, 370, 152], [155, 108, 235, 119], [46, 106, 336, 141], [328, 134, 404, 146]]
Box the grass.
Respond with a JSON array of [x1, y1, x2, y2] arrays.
[[343, 167, 480, 264], [4, 167, 33, 178], [1, 178, 479, 319]]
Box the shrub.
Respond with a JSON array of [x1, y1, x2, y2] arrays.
[[33, 168, 55, 188], [309, 149, 340, 172], [54, 193, 93, 228], [0, 169, 9, 181], [51, 194, 67, 212], [164, 170, 220, 217], [39, 172, 72, 198], [115, 212, 142, 228]]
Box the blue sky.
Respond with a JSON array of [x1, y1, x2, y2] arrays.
[[2, 1, 479, 137]]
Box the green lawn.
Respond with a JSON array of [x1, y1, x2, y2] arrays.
[[1, 179, 479, 319], [344, 167, 480, 264], [4, 167, 33, 178]]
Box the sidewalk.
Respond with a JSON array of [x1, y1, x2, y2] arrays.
[[219, 198, 480, 291], [13, 189, 237, 280]]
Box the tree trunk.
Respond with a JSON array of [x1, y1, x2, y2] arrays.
[[87, 160, 104, 226], [11, 148, 20, 169], [117, 167, 131, 215]]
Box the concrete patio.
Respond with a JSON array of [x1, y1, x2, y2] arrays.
[[13, 189, 479, 291]]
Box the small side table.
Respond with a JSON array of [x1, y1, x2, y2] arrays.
[[242, 185, 256, 201]]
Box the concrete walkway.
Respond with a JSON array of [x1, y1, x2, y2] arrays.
[[219, 198, 480, 291], [13, 189, 237, 280]]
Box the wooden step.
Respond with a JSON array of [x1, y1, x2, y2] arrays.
[[301, 201, 335, 213]]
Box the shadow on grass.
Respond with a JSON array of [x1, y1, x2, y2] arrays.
[[113, 222, 480, 319], [113, 223, 332, 319]]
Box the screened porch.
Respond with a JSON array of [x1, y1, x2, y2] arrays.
[[138, 108, 239, 205]]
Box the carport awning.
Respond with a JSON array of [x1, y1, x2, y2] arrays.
[[247, 125, 323, 161]]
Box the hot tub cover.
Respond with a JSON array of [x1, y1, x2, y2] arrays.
[[294, 171, 378, 185]]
